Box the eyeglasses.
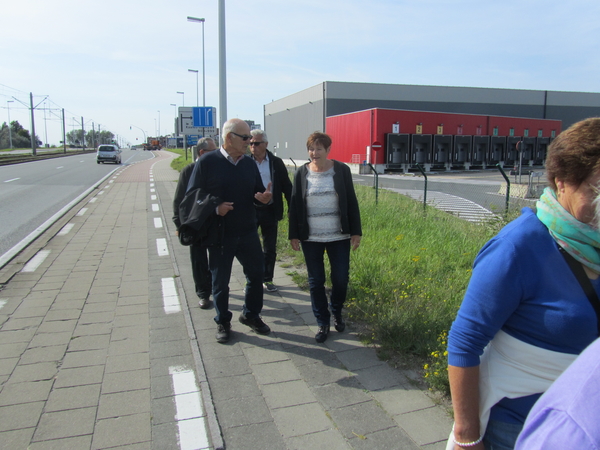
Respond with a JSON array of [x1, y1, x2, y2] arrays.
[[231, 132, 252, 141], [249, 141, 264, 146]]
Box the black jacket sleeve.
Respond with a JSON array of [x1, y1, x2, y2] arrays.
[[173, 163, 195, 230]]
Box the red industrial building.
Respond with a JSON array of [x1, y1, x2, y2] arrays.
[[325, 108, 562, 173]]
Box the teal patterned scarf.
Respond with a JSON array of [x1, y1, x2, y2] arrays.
[[536, 187, 600, 274]]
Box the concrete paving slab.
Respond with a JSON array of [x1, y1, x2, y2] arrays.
[[261, 379, 318, 409], [0, 380, 53, 406], [44, 384, 101, 412], [32, 406, 96, 441], [271, 402, 333, 438]]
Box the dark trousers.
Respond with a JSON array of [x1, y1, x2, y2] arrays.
[[256, 207, 278, 283], [190, 243, 212, 300], [208, 230, 265, 324], [301, 239, 351, 326]]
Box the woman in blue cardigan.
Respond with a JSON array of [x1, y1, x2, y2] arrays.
[[447, 118, 600, 450], [289, 132, 362, 343]]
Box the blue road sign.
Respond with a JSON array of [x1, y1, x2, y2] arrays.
[[187, 135, 200, 146], [192, 107, 215, 127]]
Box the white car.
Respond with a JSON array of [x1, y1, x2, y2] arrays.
[[96, 145, 122, 164]]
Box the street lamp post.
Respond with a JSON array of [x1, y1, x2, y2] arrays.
[[130, 125, 147, 146], [187, 17, 206, 108], [157, 110, 161, 137], [6, 100, 14, 149], [188, 69, 199, 107], [177, 91, 185, 107]]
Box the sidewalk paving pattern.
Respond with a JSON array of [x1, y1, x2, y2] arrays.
[[0, 151, 453, 449]]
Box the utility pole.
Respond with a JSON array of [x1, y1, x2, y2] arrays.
[[30, 93, 37, 155], [62, 109, 66, 153], [219, 0, 227, 133], [81, 116, 85, 150]]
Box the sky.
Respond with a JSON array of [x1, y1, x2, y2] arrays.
[[2, 0, 600, 147]]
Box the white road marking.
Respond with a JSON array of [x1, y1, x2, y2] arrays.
[[56, 166, 64, 169], [150, 188, 156, 193], [161, 278, 180, 314], [152, 204, 159, 212], [76, 208, 88, 217], [22, 250, 51, 273], [169, 366, 209, 450], [4, 178, 20, 183], [154, 218, 163, 228], [156, 238, 169, 256], [151, 195, 157, 200], [89, 197, 97, 203], [58, 223, 74, 236]]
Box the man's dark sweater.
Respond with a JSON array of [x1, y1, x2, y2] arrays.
[[187, 149, 265, 237]]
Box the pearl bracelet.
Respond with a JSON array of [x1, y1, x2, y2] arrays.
[[452, 425, 483, 447]]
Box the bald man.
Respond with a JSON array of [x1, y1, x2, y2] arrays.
[[187, 119, 273, 343]]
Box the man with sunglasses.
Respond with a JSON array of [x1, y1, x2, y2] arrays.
[[250, 130, 292, 292], [186, 118, 273, 343]]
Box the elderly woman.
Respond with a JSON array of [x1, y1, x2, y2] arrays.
[[447, 117, 600, 450], [289, 132, 362, 343]]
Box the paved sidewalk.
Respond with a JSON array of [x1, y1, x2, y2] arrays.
[[0, 150, 453, 449]]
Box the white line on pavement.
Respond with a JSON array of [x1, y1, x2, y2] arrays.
[[150, 188, 156, 193], [76, 208, 88, 216], [156, 238, 169, 256], [152, 204, 159, 212], [21, 250, 51, 273], [169, 366, 209, 450], [57, 223, 74, 236], [89, 197, 97, 203], [0, 299, 6, 311], [154, 218, 163, 228], [161, 278, 181, 314], [151, 195, 157, 200], [3, 178, 20, 183]]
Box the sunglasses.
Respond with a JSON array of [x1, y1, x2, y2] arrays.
[[231, 132, 252, 141], [249, 141, 265, 146]]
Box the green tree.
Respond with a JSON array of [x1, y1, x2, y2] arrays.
[[0, 121, 38, 149]]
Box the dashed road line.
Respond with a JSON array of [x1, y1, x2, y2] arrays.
[[21, 250, 51, 273], [161, 277, 181, 314], [169, 366, 210, 450], [157, 238, 169, 256], [58, 223, 74, 236]]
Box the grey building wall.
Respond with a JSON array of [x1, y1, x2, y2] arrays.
[[265, 81, 600, 161]]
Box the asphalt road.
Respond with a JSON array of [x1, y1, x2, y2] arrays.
[[0, 149, 153, 265]]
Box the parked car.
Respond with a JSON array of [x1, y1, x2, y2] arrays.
[[96, 144, 121, 164]]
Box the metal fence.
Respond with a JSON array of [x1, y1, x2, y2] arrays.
[[354, 165, 546, 223]]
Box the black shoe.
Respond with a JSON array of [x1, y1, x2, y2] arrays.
[[199, 297, 211, 309], [216, 322, 231, 343], [315, 325, 330, 343], [263, 282, 278, 292], [333, 315, 345, 332], [239, 314, 271, 335]]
